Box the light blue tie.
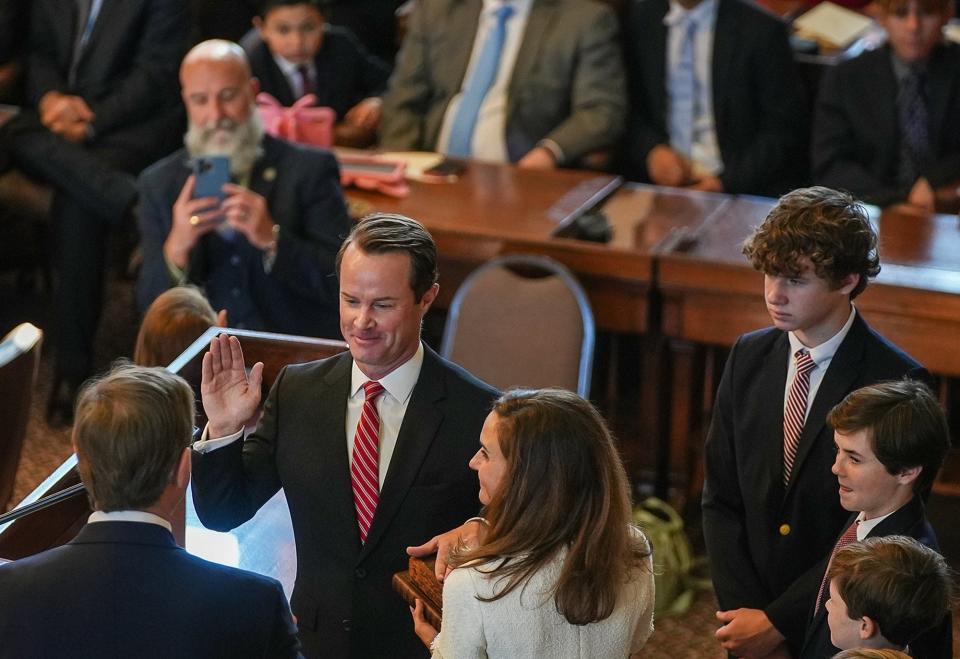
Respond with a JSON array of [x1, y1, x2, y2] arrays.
[[447, 5, 515, 157], [669, 18, 698, 157]]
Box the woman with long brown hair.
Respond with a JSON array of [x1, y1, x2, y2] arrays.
[[412, 388, 654, 657]]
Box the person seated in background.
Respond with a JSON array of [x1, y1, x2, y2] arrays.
[[378, 0, 626, 169], [137, 39, 350, 341], [812, 0, 960, 212], [823, 537, 952, 656], [134, 285, 225, 368], [410, 388, 655, 658], [0, 0, 26, 103], [798, 380, 952, 659], [620, 0, 807, 196], [702, 187, 927, 659], [0, 0, 190, 424], [0, 364, 301, 657], [245, 0, 390, 147], [832, 649, 912, 659]]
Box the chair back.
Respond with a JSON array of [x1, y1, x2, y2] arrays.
[[441, 255, 594, 397], [0, 323, 43, 510]]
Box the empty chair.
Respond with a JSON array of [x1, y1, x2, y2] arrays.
[[441, 255, 594, 396], [0, 323, 43, 510]]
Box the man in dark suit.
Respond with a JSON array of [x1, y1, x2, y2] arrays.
[[0, 364, 301, 658], [191, 213, 499, 658], [798, 380, 951, 659], [137, 40, 350, 340], [812, 0, 960, 211], [245, 0, 390, 147], [0, 0, 190, 423], [379, 0, 626, 168], [621, 0, 806, 196], [702, 187, 926, 658]]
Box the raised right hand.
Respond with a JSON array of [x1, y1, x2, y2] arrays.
[[201, 334, 263, 438]]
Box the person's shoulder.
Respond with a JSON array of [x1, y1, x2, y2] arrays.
[[720, 0, 785, 28], [283, 350, 351, 381], [734, 326, 783, 353], [834, 44, 889, 78], [265, 134, 339, 171], [139, 147, 189, 185], [428, 348, 500, 400], [853, 314, 922, 370]]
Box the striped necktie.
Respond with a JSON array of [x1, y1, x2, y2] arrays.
[[352, 380, 385, 544], [814, 520, 859, 613], [783, 349, 816, 486]]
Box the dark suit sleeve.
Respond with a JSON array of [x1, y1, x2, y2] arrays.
[[378, 0, 433, 150], [718, 19, 805, 194], [701, 338, 770, 610], [86, 0, 189, 136], [191, 366, 289, 531], [268, 151, 350, 306], [812, 65, 906, 206], [267, 578, 304, 659], [765, 555, 827, 647], [340, 28, 390, 101], [135, 166, 178, 313], [621, 3, 668, 179], [539, 5, 626, 163], [24, 2, 67, 104]]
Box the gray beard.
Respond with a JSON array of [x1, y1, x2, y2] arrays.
[[184, 109, 265, 179]]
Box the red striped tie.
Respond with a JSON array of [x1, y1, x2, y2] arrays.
[[352, 381, 385, 543], [814, 520, 860, 613], [783, 349, 816, 486]]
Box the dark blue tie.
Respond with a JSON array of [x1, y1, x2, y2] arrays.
[[669, 18, 698, 156], [898, 68, 929, 185], [447, 5, 515, 157]]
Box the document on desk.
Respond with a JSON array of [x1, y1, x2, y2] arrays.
[[793, 3, 873, 50]]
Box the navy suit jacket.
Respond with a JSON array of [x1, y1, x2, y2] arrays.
[[702, 312, 927, 655], [192, 346, 499, 658], [621, 0, 807, 196], [136, 134, 350, 339], [246, 25, 390, 121], [812, 43, 960, 207], [0, 521, 300, 658], [799, 496, 952, 659]]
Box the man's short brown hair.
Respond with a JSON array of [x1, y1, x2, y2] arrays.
[[742, 187, 880, 299], [827, 535, 952, 649], [828, 379, 949, 495], [335, 213, 439, 301], [73, 363, 195, 511]]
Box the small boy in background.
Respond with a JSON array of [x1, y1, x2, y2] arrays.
[[799, 379, 953, 658], [824, 536, 953, 656], [246, 0, 390, 146]]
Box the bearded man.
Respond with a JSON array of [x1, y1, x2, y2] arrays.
[[137, 39, 350, 339]]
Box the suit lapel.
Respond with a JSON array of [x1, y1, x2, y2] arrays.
[[646, 1, 669, 128], [444, 0, 484, 98], [759, 334, 791, 494], [359, 348, 446, 560], [925, 44, 955, 153], [507, 0, 559, 117], [248, 136, 280, 204], [711, 0, 735, 137], [874, 48, 900, 165], [786, 314, 866, 494]]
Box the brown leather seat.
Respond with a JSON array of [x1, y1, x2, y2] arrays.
[[441, 254, 595, 396], [0, 323, 43, 510]]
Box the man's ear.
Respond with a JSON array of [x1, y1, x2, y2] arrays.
[[253, 15, 264, 33], [838, 272, 859, 296], [859, 615, 880, 640], [174, 447, 191, 490], [251, 76, 261, 97], [897, 465, 922, 487]]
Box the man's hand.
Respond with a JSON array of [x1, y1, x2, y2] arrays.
[[407, 519, 487, 581], [714, 608, 785, 658], [201, 334, 264, 438], [688, 175, 724, 193], [39, 92, 94, 132], [344, 97, 382, 130], [517, 146, 557, 170], [164, 175, 222, 269], [221, 183, 276, 250], [409, 599, 439, 648], [646, 144, 691, 187], [907, 176, 935, 214]]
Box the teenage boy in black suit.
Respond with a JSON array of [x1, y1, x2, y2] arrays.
[[702, 186, 927, 658]]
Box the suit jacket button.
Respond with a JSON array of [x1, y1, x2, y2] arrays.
[[342, 619, 351, 631], [779, 524, 791, 536], [354, 567, 367, 579]]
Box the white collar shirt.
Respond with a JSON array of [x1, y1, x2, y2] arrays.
[[346, 342, 425, 487], [437, 0, 534, 163], [784, 306, 858, 420], [88, 510, 173, 534], [273, 54, 315, 99]]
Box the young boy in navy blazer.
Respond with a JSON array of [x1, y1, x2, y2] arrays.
[[702, 186, 927, 658], [798, 380, 952, 658]]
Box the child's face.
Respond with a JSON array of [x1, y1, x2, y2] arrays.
[[826, 579, 864, 650], [831, 428, 913, 519], [763, 258, 856, 347], [882, 0, 949, 63], [259, 5, 325, 65]]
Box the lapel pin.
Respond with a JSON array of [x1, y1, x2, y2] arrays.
[[263, 167, 277, 182]]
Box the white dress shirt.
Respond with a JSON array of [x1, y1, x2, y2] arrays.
[[784, 306, 858, 420], [194, 343, 426, 489], [88, 510, 173, 533], [272, 54, 315, 99], [664, 0, 723, 176], [436, 0, 533, 163], [855, 508, 895, 540]]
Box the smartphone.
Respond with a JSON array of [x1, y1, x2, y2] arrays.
[[423, 158, 467, 179], [192, 155, 230, 203]]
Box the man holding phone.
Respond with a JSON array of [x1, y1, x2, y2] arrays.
[[136, 39, 350, 339]]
